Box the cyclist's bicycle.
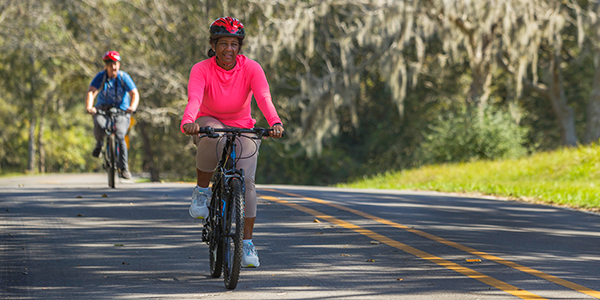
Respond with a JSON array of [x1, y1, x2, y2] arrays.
[[198, 126, 277, 290], [96, 106, 125, 189]]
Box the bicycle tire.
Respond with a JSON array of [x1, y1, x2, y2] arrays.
[[222, 177, 244, 290], [208, 179, 223, 278], [107, 134, 116, 188]]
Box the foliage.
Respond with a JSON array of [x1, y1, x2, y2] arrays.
[[1, 0, 599, 189], [258, 60, 470, 185], [257, 142, 361, 186], [42, 104, 97, 173], [244, 0, 436, 154], [0, 97, 27, 172], [416, 106, 529, 164]]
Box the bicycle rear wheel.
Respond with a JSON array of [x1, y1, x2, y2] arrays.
[[208, 179, 223, 278], [222, 177, 244, 290]]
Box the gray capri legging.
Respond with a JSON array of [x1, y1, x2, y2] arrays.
[[193, 116, 262, 218]]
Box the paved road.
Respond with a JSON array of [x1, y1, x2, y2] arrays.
[[1, 173, 600, 299]]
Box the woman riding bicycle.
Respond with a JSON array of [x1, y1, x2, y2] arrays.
[[180, 16, 284, 268]]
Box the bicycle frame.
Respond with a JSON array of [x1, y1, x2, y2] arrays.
[[96, 107, 122, 188], [218, 132, 245, 198]]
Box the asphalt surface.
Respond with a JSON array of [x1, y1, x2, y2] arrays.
[[1, 173, 600, 299]]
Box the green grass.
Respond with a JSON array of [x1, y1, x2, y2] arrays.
[[0, 172, 30, 178], [338, 144, 600, 212]]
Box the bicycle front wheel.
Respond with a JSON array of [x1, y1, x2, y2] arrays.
[[107, 134, 116, 188], [222, 177, 244, 290]]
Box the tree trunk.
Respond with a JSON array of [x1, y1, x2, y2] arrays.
[[27, 106, 36, 173], [138, 121, 160, 182], [548, 53, 578, 147], [27, 54, 37, 173], [584, 48, 600, 144], [464, 25, 495, 117], [469, 60, 493, 116], [37, 99, 49, 173], [548, 92, 578, 146]]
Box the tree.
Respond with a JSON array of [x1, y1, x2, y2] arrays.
[[422, 0, 505, 113], [577, 1, 600, 144], [2, 0, 595, 184], [496, 1, 579, 146], [0, 0, 88, 172], [222, 0, 435, 155]]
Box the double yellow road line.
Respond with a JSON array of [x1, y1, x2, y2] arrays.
[[259, 189, 600, 300]]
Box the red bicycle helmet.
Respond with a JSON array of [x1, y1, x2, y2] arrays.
[[209, 16, 245, 39], [102, 51, 121, 62]]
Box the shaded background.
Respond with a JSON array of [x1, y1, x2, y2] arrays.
[[1, 0, 600, 185]]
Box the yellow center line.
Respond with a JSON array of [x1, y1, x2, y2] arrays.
[[258, 193, 545, 300], [261, 189, 600, 299]]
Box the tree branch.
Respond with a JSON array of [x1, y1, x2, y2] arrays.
[[496, 51, 549, 97]]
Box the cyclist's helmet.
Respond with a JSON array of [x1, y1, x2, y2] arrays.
[[209, 16, 245, 39], [102, 51, 121, 62]]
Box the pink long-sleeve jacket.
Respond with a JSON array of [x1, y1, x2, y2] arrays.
[[180, 55, 282, 132]]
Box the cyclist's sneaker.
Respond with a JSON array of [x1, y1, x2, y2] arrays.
[[242, 242, 260, 268], [189, 186, 211, 220], [120, 169, 132, 179], [92, 146, 101, 158]]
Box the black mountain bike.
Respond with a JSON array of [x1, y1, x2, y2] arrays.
[[96, 107, 124, 189], [198, 126, 276, 290]]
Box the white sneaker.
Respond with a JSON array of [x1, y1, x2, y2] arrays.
[[242, 242, 260, 268], [189, 186, 211, 220]]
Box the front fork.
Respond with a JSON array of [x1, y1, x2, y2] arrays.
[[201, 169, 245, 243]]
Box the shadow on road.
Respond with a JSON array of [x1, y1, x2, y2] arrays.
[[2, 178, 600, 299]]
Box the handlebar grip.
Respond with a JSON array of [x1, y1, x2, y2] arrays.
[[262, 128, 286, 138], [274, 131, 286, 138], [198, 126, 212, 134], [270, 129, 286, 138]]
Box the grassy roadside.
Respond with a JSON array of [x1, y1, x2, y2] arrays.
[[338, 144, 600, 212], [0, 172, 29, 178]]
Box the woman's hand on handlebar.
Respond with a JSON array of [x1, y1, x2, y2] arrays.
[[183, 123, 201, 135], [270, 123, 284, 139], [86, 107, 97, 115]]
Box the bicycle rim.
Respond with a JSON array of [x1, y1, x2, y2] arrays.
[[107, 134, 116, 188], [222, 177, 244, 290], [209, 179, 223, 278]]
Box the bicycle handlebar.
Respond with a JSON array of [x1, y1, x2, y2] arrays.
[[198, 126, 286, 139], [95, 107, 129, 116]]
